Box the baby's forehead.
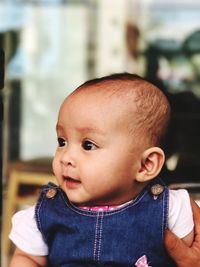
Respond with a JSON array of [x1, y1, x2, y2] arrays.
[[59, 85, 138, 136], [64, 80, 150, 124]]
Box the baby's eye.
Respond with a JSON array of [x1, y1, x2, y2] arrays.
[[82, 140, 97, 151], [57, 137, 66, 147]]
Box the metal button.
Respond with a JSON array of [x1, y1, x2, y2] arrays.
[[150, 184, 164, 196], [45, 188, 57, 199]]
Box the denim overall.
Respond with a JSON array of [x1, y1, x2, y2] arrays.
[[35, 178, 176, 267]]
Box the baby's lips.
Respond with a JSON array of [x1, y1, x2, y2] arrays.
[[63, 176, 81, 183]]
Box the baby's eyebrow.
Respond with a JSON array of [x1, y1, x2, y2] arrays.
[[76, 126, 106, 135], [56, 124, 105, 136]]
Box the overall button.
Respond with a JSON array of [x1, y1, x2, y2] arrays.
[[150, 184, 164, 196], [46, 188, 57, 199]]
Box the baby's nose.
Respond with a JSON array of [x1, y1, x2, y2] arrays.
[[60, 146, 76, 167]]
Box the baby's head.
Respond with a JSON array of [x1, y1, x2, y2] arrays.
[[53, 73, 171, 205], [73, 73, 170, 148]]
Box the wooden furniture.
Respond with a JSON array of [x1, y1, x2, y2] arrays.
[[2, 159, 57, 260]]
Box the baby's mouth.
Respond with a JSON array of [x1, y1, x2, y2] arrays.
[[63, 176, 81, 186]]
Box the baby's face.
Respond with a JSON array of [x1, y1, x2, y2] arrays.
[[52, 89, 145, 205]]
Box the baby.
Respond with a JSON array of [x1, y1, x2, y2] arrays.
[[9, 73, 194, 267]]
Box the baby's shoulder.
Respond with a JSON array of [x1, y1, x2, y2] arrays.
[[169, 188, 190, 210], [168, 188, 193, 238], [12, 205, 35, 224]]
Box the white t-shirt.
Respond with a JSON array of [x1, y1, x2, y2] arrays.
[[9, 189, 194, 256]]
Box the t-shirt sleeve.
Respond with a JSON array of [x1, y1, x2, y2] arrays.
[[168, 189, 194, 238], [9, 206, 48, 256]]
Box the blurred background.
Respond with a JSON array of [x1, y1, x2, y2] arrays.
[[1, 0, 200, 266]]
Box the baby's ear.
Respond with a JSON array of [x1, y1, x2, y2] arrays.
[[136, 147, 165, 182]]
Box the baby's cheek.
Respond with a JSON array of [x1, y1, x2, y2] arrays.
[[52, 158, 60, 176]]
